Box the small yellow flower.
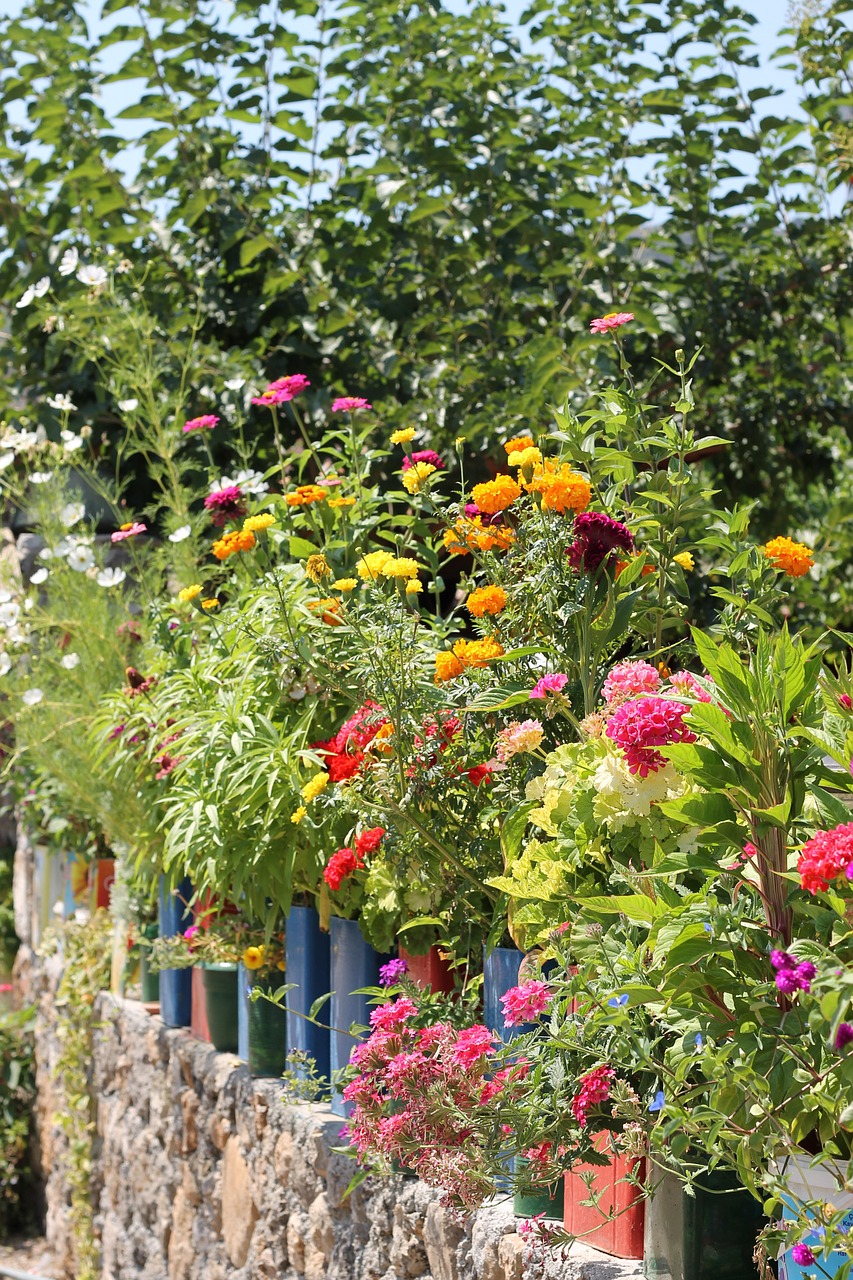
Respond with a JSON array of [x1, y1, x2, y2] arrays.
[[301, 772, 329, 803], [327, 496, 356, 510], [401, 462, 436, 495], [455, 436, 465, 448], [201, 598, 220, 610], [333, 578, 358, 592], [290, 806, 307, 825], [305, 554, 332, 583], [243, 513, 277, 533], [507, 446, 542, 471], [406, 580, 424, 596], [390, 427, 416, 445], [177, 584, 202, 603], [357, 550, 394, 581], [673, 551, 694, 572], [380, 557, 421, 580], [242, 946, 265, 971]]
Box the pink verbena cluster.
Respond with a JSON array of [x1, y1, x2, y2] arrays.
[[605, 696, 696, 776], [601, 660, 660, 706], [343, 1002, 525, 1208], [797, 823, 853, 894], [570, 1064, 615, 1127], [500, 979, 553, 1026]]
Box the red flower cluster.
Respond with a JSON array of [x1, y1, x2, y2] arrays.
[[797, 823, 853, 894], [570, 1064, 615, 1127], [314, 701, 390, 783], [323, 847, 363, 890], [605, 696, 696, 776]]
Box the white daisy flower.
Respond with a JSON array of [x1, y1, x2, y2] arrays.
[[67, 546, 95, 573], [16, 287, 35, 309], [0, 602, 21, 627], [47, 392, 76, 412], [60, 502, 85, 527], [22, 688, 43, 705], [61, 430, 83, 452], [5, 626, 27, 647], [76, 264, 108, 288], [29, 472, 53, 485], [0, 653, 11, 677], [224, 378, 246, 391], [96, 567, 126, 588], [0, 452, 15, 471], [61, 652, 81, 669], [168, 525, 192, 543], [58, 247, 79, 276], [30, 568, 49, 585], [33, 276, 51, 297], [118, 398, 138, 412]]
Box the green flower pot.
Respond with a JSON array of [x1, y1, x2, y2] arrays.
[[514, 1169, 565, 1219], [202, 964, 239, 1053], [247, 974, 288, 1077], [140, 951, 160, 1003]]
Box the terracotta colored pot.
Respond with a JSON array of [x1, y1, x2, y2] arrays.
[[398, 944, 455, 994], [564, 1133, 645, 1259]]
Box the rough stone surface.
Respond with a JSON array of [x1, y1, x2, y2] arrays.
[[22, 964, 644, 1280]]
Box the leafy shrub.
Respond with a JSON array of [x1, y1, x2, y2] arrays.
[[0, 1007, 37, 1237]]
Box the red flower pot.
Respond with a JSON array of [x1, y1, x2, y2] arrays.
[[563, 1133, 645, 1259], [191, 965, 210, 1042], [399, 945, 456, 994]]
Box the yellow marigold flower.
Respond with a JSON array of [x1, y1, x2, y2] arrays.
[[212, 529, 256, 560], [177, 584, 201, 603], [443, 516, 516, 555], [357, 550, 394, 581], [380, 557, 420, 580], [327, 496, 356, 510], [243, 513, 277, 533], [201, 598, 220, 610], [401, 461, 436, 495], [302, 772, 329, 803], [526, 461, 591, 515], [285, 485, 327, 507], [305, 554, 332, 583], [763, 536, 814, 578], [333, 577, 358, 592], [471, 475, 521, 514], [507, 446, 542, 470], [242, 946, 265, 971], [405, 580, 424, 596], [453, 636, 504, 669], [435, 650, 466, 683], [390, 427, 416, 445], [504, 435, 535, 455], [466, 585, 508, 617], [673, 551, 694, 572], [308, 598, 343, 625], [290, 806, 307, 825]]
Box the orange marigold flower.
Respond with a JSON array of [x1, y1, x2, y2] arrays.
[[443, 516, 516, 555], [526, 461, 592, 515], [466, 585, 508, 617], [308, 597, 343, 625], [286, 485, 328, 507], [211, 529, 256, 560], [615, 555, 655, 578], [471, 475, 521, 514], [453, 636, 504, 669], [435, 651, 465, 683], [504, 435, 535, 455], [763, 536, 814, 578]]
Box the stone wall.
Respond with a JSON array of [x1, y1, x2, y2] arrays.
[[22, 962, 642, 1280]]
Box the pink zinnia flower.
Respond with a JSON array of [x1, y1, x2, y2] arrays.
[[530, 673, 568, 700], [204, 484, 246, 527], [182, 414, 219, 433], [605, 695, 696, 776], [590, 311, 634, 334], [567, 511, 634, 574], [452, 1024, 494, 1066], [251, 374, 310, 406], [402, 450, 445, 472], [111, 521, 147, 543], [331, 396, 372, 412], [602, 659, 661, 706], [500, 979, 553, 1027]]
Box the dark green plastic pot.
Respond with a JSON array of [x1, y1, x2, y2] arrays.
[[644, 1170, 764, 1279], [140, 951, 160, 1003], [246, 974, 288, 1077], [202, 964, 239, 1053], [514, 1163, 565, 1219]]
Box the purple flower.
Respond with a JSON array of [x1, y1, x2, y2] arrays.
[[379, 958, 409, 987], [108, 723, 126, 740], [775, 968, 801, 995], [773, 952, 816, 994], [791, 1243, 816, 1267], [771, 949, 796, 970], [649, 1089, 665, 1113], [835, 1022, 853, 1051], [566, 511, 634, 575]]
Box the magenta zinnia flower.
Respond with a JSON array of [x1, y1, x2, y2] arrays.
[[530, 673, 568, 700], [567, 512, 634, 574], [251, 374, 310, 406], [182, 414, 219, 433], [605, 696, 696, 776], [331, 396, 372, 413], [204, 484, 246, 527], [500, 979, 553, 1027], [402, 449, 445, 472], [590, 311, 634, 334]]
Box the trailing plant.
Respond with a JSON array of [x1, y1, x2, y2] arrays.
[[0, 1006, 37, 1237]]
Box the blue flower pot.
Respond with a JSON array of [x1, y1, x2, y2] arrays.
[[237, 962, 250, 1061], [286, 905, 331, 1082], [330, 917, 386, 1116], [157, 874, 193, 1028], [483, 944, 534, 1044]]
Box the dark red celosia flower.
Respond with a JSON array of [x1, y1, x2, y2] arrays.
[[155, 752, 181, 780], [567, 512, 634, 574], [402, 450, 445, 472], [204, 485, 246, 527], [324, 846, 364, 890], [355, 827, 385, 858]]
